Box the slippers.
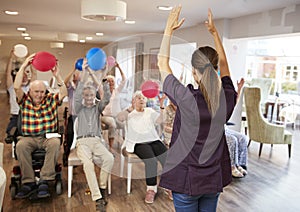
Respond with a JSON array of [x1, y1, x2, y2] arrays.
[[232, 168, 244, 178], [15, 184, 37, 199], [37, 182, 50, 198], [237, 166, 248, 175]]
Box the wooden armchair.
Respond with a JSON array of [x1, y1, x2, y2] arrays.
[[244, 87, 292, 157]]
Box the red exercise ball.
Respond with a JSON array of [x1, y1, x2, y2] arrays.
[[141, 80, 160, 98], [32, 51, 57, 72]]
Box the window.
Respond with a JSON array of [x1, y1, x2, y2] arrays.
[[170, 42, 197, 86], [245, 36, 300, 95], [115, 47, 135, 85], [115, 47, 136, 109]]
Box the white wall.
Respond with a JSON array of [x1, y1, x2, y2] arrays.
[[229, 4, 300, 39]]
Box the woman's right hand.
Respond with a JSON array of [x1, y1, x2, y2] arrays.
[[22, 53, 35, 68]]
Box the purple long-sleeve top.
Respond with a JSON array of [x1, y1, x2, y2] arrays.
[[159, 74, 237, 196]]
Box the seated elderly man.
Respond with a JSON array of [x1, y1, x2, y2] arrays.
[[5, 48, 36, 143], [14, 53, 67, 199], [74, 59, 114, 212]]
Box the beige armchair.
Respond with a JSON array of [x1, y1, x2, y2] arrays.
[[244, 87, 292, 157]]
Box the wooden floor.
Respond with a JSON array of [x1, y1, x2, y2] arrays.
[[1, 92, 300, 212]]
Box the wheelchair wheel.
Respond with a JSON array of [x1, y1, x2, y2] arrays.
[[10, 184, 17, 200], [55, 180, 62, 195]]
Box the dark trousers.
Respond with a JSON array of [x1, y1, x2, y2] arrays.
[[134, 140, 167, 186], [66, 115, 76, 152], [63, 115, 76, 166]]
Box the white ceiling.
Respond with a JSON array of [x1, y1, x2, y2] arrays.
[[0, 0, 300, 44]]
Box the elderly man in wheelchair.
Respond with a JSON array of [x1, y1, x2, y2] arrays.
[[11, 54, 67, 199]]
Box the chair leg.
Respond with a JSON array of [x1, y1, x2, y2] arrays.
[[127, 163, 132, 194], [259, 143, 263, 157], [288, 144, 291, 158], [68, 165, 73, 198], [12, 141, 15, 158], [120, 154, 124, 178], [108, 174, 111, 195], [247, 140, 251, 148]]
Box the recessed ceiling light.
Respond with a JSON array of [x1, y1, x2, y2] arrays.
[[21, 32, 29, 37], [5, 10, 19, 15], [125, 20, 135, 24], [86, 36, 93, 40], [157, 6, 173, 11], [17, 27, 26, 31], [96, 32, 104, 36], [79, 39, 86, 43], [24, 37, 31, 40]]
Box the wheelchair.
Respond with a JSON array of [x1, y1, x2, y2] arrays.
[[9, 122, 64, 200]]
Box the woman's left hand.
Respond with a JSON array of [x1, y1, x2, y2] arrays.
[[158, 93, 167, 105], [165, 5, 185, 33]]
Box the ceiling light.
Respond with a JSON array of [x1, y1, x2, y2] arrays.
[[5, 10, 19, 15], [96, 32, 104, 36], [57, 33, 78, 42], [86, 36, 93, 40], [17, 27, 26, 31], [125, 20, 135, 24], [21, 32, 29, 37], [81, 0, 127, 21], [50, 42, 64, 49], [157, 6, 173, 11], [79, 40, 86, 43], [24, 37, 31, 40]]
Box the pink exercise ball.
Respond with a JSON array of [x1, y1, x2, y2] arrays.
[[141, 80, 160, 98]]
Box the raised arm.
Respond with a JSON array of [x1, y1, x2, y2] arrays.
[[205, 9, 230, 78], [64, 67, 76, 87], [236, 78, 245, 101], [14, 53, 35, 100], [115, 61, 127, 93], [115, 62, 126, 82], [51, 62, 67, 102], [155, 93, 167, 124], [6, 49, 15, 89], [157, 5, 185, 81]]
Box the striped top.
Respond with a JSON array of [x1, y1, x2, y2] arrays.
[[19, 93, 60, 136]]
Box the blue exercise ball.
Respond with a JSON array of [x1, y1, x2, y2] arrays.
[[86, 47, 107, 71], [75, 58, 83, 71]]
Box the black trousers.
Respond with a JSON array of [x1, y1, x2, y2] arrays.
[[134, 140, 167, 186]]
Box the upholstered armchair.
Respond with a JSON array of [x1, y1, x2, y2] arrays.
[[247, 78, 274, 113], [244, 87, 292, 157]]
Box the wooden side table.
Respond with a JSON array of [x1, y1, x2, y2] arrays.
[[265, 100, 286, 122]]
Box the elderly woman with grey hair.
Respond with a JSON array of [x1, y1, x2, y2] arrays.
[[117, 90, 169, 204]]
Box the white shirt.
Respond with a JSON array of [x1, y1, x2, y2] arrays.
[[102, 79, 126, 117], [125, 108, 160, 152]]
